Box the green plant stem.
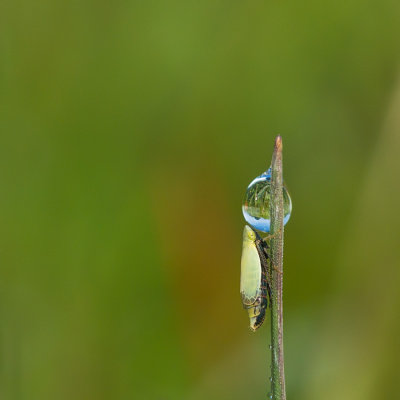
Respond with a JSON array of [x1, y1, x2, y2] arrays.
[[269, 135, 286, 400]]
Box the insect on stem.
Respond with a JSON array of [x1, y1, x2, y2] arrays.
[[240, 135, 290, 399]]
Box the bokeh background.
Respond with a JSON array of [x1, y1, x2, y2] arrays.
[[1, 1, 400, 399]]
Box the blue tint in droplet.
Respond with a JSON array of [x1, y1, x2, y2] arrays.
[[242, 168, 292, 233]]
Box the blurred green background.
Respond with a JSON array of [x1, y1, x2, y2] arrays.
[[1, 1, 400, 399]]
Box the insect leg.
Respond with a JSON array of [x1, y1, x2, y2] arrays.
[[261, 228, 282, 243]]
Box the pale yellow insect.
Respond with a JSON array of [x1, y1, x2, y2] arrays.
[[240, 225, 268, 331]]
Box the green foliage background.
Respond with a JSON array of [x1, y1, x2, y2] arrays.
[[1, 1, 400, 399]]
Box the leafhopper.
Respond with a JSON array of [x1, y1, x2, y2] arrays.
[[240, 225, 271, 331]]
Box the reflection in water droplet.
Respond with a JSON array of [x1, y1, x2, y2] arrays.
[[242, 168, 292, 232]]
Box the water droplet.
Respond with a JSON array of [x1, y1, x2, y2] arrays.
[[269, 376, 273, 382], [269, 344, 272, 350], [242, 168, 292, 232]]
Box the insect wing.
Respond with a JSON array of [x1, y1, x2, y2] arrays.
[[240, 233, 262, 305]]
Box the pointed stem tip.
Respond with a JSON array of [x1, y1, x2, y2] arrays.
[[274, 135, 282, 152]]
